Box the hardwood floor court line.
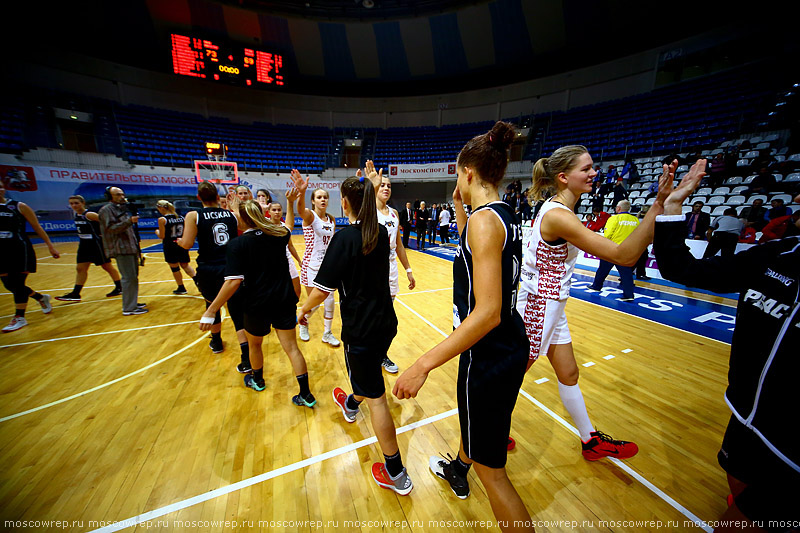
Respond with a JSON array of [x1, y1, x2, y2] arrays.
[[0, 294, 204, 319], [397, 294, 715, 532], [0, 324, 223, 422], [394, 296, 449, 337], [87, 408, 460, 533], [0, 319, 200, 348], [0, 279, 189, 296]]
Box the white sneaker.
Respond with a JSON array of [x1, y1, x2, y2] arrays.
[[298, 324, 310, 341], [39, 294, 52, 314], [2, 316, 28, 333], [322, 331, 340, 347]]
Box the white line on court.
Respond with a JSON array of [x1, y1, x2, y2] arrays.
[[0, 294, 204, 319], [621, 348, 633, 353], [534, 377, 549, 384], [0, 279, 185, 296], [516, 390, 711, 532], [603, 355, 615, 360], [394, 296, 449, 337], [0, 333, 210, 423], [0, 320, 199, 348], [581, 362, 596, 367], [88, 408, 460, 533]]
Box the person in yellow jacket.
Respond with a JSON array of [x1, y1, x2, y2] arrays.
[[588, 200, 640, 301]]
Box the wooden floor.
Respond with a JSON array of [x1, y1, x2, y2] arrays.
[[0, 237, 733, 532]]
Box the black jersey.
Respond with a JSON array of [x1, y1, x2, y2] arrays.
[[313, 224, 397, 345], [225, 228, 296, 313], [74, 211, 102, 243], [0, 200, 28, 241], [453, 201, 528, 355], [0, 199, 36, 274], [162, 214, 185, 245], [196, 207, 238, 266]]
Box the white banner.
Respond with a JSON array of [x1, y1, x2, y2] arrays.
[[388, 162, 457, 179]]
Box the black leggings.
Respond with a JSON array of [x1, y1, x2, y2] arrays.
[[1, 272, 34, 304]]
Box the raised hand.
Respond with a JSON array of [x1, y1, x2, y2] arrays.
[[654, 159, 679, 206], [663, 159, 708, 215], [285, 186, 300, 202], [364, 159, 382, 188], [291, 169, 309, 193], [452, 185, 463, 206]]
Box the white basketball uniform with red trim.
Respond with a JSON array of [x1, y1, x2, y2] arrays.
[[377, 207, 400, 297], [283, 222, 299, 280], [516, 199, 579, 361], [301, 210, 334, 286]]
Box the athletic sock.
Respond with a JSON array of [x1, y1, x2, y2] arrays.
[[345, 394, 362, 411], [557, 381, 595, 441], [114, 280, 122, 290], [73, 284, 83, 295], [454, 455, 471, 477], [323, 318, 333, 333], [296, 373, 311, 397], [211, 332, 222, 343], [15, 309, 25, 318], [177, 284, 185, 291], [252, 367, 264, 382], [239, 342, 250, 365], [31, 292, 43, 302], [384, 451, 404, 478]]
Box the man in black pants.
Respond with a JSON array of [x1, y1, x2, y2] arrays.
[[399, 202, 413, 249], [415, 201, 429, 250], [654, 170, 799, 532]]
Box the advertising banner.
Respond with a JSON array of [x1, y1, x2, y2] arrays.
[[388, 162, 457, 180]]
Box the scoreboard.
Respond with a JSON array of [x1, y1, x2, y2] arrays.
[[170, 34, 285, 88]]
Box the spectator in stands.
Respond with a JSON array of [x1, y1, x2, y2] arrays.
[[708, 153, 728, 189], [583, 213, 594, 228], [747, 167, 776, 196], [605, 165, 618, 184], [519, 193, 531, 221], [611, 178, 628, 211], [759, 211, 800, 242], [704, 207, 744, 259], [586, 208, 610, 232], [588, 200, 639, 301], [765, 198, 793, 221], [99, 186, 145, 316], [740, 198, 768, 231], [750, 149, 775, 172], [646, 179, 659, 200], [685, 201, 710, 240]]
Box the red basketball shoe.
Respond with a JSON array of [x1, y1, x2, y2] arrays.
[[581, 430, 639, 461]]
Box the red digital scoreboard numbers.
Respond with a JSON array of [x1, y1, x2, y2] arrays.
[[170, 34, 285, 88]]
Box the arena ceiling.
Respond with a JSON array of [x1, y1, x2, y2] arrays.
[[14, 0, 769, 97]]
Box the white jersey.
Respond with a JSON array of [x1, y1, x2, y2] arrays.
[[439, 209, 451, 228], [302, 210, 335, 270], [377, 207, 399, 261], [519, 199, 579, 301]]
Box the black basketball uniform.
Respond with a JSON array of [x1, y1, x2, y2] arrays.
[[195, 207, 244, 329], [224, 228, 297, 337], [314, 225, 397, 399], [75, 211, 109, 266], [453, 201, 529, 468], [0, 200, 36, 274], [162, 214, 190, 264]]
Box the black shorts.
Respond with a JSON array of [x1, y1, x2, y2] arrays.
[[344, 337, 393, 399], [163, 241, 190, 264], [0, 239, 36, 274], [196, 263, 245, 331], [243, 300, 297, 337], [76, 239, 109, 266], [457, 345, 528, 469], [718, 416, 799, 532]]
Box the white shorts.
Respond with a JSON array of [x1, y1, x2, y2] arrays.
[[516, 286, 571, 362], [301, 264, 318, 287], [389, 257, 399, 297]]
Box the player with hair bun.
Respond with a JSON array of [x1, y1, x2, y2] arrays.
[[155, 199, 195, 295], [394, 122, 534, 532]]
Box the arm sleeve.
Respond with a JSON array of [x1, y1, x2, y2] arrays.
[[653, 216, 779, 293], [313, 231, 347, 292]]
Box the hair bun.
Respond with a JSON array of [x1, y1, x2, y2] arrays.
[[488, 121, 516, 150]]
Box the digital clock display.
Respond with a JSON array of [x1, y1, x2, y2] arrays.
[[170, 33, 285, 88]]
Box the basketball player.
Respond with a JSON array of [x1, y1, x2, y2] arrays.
[[358, 160, 415, 374], [256, 189, 272, 211], [0, 183, 59, 332], [56, 195, 122, 301], [267, 199, 302, 299], [200, 200, 315, 405], [515, 146, 686, 461], [291, 169, 339, 347], [179, 182, 249, 372], [154, 200, 195, 295], [394, 122, 534, 532], [299, 173, 412, 496]]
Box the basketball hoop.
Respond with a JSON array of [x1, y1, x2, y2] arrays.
[[194, 157, 239, 184]]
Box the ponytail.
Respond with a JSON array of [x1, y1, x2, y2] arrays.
[[156, 199, 177, 214], [341, 177, 379, 255], [238, 200, 289, 237], [528, 145, 589, 202]]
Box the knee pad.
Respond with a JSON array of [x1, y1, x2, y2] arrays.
[[323, 292, 335, 318], [170, 266, 180, 273]]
